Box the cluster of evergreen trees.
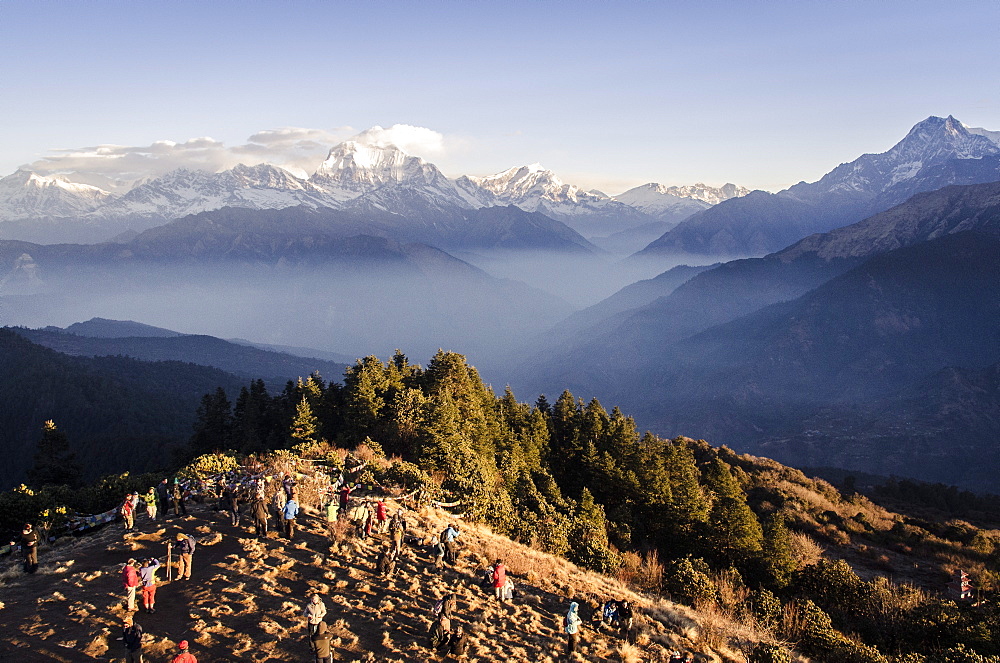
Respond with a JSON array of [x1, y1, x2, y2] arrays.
[[11, 348, 1000, 662], [188, 350, 787, 579]]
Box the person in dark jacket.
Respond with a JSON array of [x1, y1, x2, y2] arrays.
[[429, 613, 451, 650], [450, 624, 469, 659], [175, 533, 196, 580], [377, 547, 397, 577], [171, 480, 187, 516], [11, 523, 39, 573], [311, 620, 333, 663], [226, 483, 242, 527], [121, 616, 144, 662], [156, 479, 170, 516], [251, 498, 269, 538], [618, 599, 634, 637], [282, 473, 297, 499]]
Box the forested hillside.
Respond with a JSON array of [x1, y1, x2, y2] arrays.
[[175, 351, 1000, 662], [6, 346, 1000, 661], [0, 328, 246, 488]]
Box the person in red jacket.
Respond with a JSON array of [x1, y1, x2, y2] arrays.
[[121, 558, 140, 612], [376, 499, 388, 533], [492, 558, 507, 603], [171, 640, 197, 663], [121, 494, 136, 533], [338, 484, 353, 513]]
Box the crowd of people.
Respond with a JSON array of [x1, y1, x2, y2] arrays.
[[8, 461, 694, 663]]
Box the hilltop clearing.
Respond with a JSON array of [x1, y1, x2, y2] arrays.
[[0, 496, 763, 663]]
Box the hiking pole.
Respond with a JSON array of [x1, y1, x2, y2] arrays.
[[167, 542, 173, 582]]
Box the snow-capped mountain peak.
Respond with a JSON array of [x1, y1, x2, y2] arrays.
[[2, 169, 110, 196], [467, 164, 603, 210], [86, 164, 332, 222], [310, 140, 449, 194], [0, 169, 114, 219], [616, 182, 750, 208], [890, 115, 998, 162]]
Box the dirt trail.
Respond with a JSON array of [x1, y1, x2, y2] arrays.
[[0, 501, 720, 662]]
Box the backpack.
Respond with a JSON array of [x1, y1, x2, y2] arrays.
[[432, 598, 444, 616]]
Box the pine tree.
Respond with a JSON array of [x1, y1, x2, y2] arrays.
[[232, 379, 274, 454], [189, 387, 233, 457], [568, 488, 620, 572], [290, 395, 319, 447], [705, 457, 763, 563], [667, 441, 710, 526], [342, 355, 390, 443], [761, 513, 796, 587], [27, 420, 82, 488]]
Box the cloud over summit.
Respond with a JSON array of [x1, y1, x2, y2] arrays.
[[24, 124, 449, 185]]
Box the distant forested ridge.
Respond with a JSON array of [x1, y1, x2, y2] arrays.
[[0, 327, 246, 488]]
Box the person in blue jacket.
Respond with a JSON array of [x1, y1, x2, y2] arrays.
[[282, 494, 300, 540]]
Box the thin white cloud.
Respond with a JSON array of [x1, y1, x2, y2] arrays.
[[23, 124, 456, 185]]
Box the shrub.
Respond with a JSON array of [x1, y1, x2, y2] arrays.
[[940, 644, 1000, 663], [665, 556, 715, 606], [749, 587, 783, 631], [378, 460, 432, 491], [179, 452, 240, 480], [749, 643, 792, 663]]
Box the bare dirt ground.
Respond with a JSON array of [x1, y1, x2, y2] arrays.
[[0, 500, 742, 662]]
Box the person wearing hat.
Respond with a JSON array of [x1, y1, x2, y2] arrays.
[[564, 601, 583, 658], [171, 640, 197, 663], [120, 615, 144, 662], [122, 558, 140, 611], [175, 532, 196, 580], [11, 523, 39, 574]]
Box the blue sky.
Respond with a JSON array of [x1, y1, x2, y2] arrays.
[[2, 0, 998, 193]]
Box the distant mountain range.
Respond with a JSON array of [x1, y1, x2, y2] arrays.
[[5, 116, 995, 265], [0, 136, 747, 249], [521, 179, 1000, 491], [635, 116, 1000, 260], [0, 206, 575, 365]]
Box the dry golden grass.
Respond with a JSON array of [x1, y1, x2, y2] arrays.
[[789, 531, 825, 569], [0, 456, 815, 663]]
